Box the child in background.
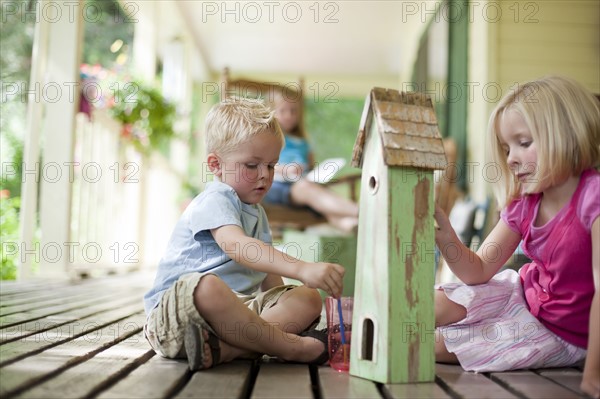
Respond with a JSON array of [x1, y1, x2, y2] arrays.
[[144, 98, 344, 370], [433, 76, 599, 398], [263, 91, 359, 233]]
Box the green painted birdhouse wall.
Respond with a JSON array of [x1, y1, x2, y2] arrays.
[[349, 88, 446, 384]]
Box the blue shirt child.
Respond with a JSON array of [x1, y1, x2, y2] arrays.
[[143, 181, 272, 315]]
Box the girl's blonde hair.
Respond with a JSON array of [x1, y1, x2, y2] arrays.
[[205, 97, 284, 155], [271, 88, 308, 139], [487, 75, 600, 208]]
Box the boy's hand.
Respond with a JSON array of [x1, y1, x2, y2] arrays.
[[298, 262, 345, 298]]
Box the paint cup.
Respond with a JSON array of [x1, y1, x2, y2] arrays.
[[325, 296, 353, 372]]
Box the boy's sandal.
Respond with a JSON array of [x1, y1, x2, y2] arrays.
[[184, 323, 221, 371], [299, 328, 329, 365]]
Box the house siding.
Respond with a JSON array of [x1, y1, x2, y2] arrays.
[[496, 0, 599, 92], [467, 0, 599, 206]]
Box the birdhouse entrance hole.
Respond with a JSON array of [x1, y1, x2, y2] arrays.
[[368, 176, 378, 194], [361, 318, 375, 361]]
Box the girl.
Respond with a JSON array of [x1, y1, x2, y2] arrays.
[[263, 91, 359, 233], [433, 76, 599, 398]]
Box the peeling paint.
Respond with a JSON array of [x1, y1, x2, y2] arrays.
[[413, 177, 431, 233], [403, 174, 431, 377]]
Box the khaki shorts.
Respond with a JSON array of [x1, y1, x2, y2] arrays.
[[144, 272, 296, 359]]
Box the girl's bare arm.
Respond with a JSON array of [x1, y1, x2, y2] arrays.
[[434, 204, 521, 285], [581, 217, 600, 398]]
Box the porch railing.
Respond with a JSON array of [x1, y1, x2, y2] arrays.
[[70, 109, 186, 275]]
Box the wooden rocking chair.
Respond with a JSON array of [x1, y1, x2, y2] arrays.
[[221, 67, 361, 234]]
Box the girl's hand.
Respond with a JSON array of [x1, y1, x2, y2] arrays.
[[298, 262, 345, 298], [581, 370, 600, 399], [434, 204, 454, 244]]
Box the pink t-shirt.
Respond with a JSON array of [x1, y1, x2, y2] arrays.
[[501, 169, 600, 347]]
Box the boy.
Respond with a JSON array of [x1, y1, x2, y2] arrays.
[[143, 97, 345, 370]]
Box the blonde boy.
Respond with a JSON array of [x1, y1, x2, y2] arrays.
[[143, 97, 344, 370]]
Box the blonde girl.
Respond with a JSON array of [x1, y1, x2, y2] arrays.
[[264, 90, 359, 233], [433, 76, 599, 398]]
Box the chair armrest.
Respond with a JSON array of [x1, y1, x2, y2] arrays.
[[324, 173, 361, 202]]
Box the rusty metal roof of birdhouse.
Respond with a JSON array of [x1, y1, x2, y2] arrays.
[[352, 87, 447, 170]]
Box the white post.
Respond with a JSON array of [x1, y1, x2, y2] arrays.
[[18, 3, 50, 279], [133, 1, 157, 82], [36, 0, 83, 278], [132, 1, 157, 266]]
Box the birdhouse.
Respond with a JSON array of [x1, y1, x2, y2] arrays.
[[349, 88, 446, 384]]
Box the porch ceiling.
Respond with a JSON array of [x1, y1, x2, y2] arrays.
[[176, 1, 428, 86]]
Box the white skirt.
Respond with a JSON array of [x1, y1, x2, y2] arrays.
[[437, 269, 587, 372]]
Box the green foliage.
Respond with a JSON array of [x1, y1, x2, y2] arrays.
[[0, 0, 34, 194], [0, 197, 21, 280], [0, 1, 31, 200], [305, 98, 364, 176], [0, 2, 34, 280], [82, 0, 134, 67], [0, 0, 34, 84], [110, 80, 177, 153], [0, 130, 24, 198]]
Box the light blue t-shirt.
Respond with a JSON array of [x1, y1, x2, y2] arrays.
[[279, 135, 310, 172], [143, 181, 271, 315]]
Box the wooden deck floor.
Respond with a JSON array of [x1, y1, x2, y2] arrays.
[[0, 271, 590, 399]]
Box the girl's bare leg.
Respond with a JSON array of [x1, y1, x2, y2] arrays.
[[434, 289, 466, 364], [435, 330, 459, 364], [290, 180, 358, 219], [325, 215, 359, 233], [435, 289, 467, 327], [192, 275, 325, 365]]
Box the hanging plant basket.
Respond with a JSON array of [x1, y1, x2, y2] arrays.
[[109, 80, 177, 154]]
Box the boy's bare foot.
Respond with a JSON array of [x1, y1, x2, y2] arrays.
[[298, 329, 329, 364], [185, 324, 262, 370], [185, 324, 222, 370]]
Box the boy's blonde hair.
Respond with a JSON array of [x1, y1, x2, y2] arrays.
[[205, 97, 284, 155], [487, 75, 600, 208]]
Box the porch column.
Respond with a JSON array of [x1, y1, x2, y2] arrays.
[[21, 0, 84, 278], [132, 0, 157, 266], [19, 1, 49, 279]]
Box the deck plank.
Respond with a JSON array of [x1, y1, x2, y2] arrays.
[[0, 277, 139, 311], [0, 313, 146, 397], [0, 281, 68, 296], [537, 368, 586, 396], [252, 363, 313, 398], [97, 355, 190, 399], [490, 370, 585, 398], [0, 291, 114, 318], [14, 332, 153, 399], [0, 295, 143, 344], [0, 303, 144, 366], [385, 380, 452, 399], [0, 277, 132, 303], [0, 289, 96, 311], [435, 364, 518, 399], [0, 274, 591, 399], [175, 361, 255, 398], [318, 366, 381, 398]]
